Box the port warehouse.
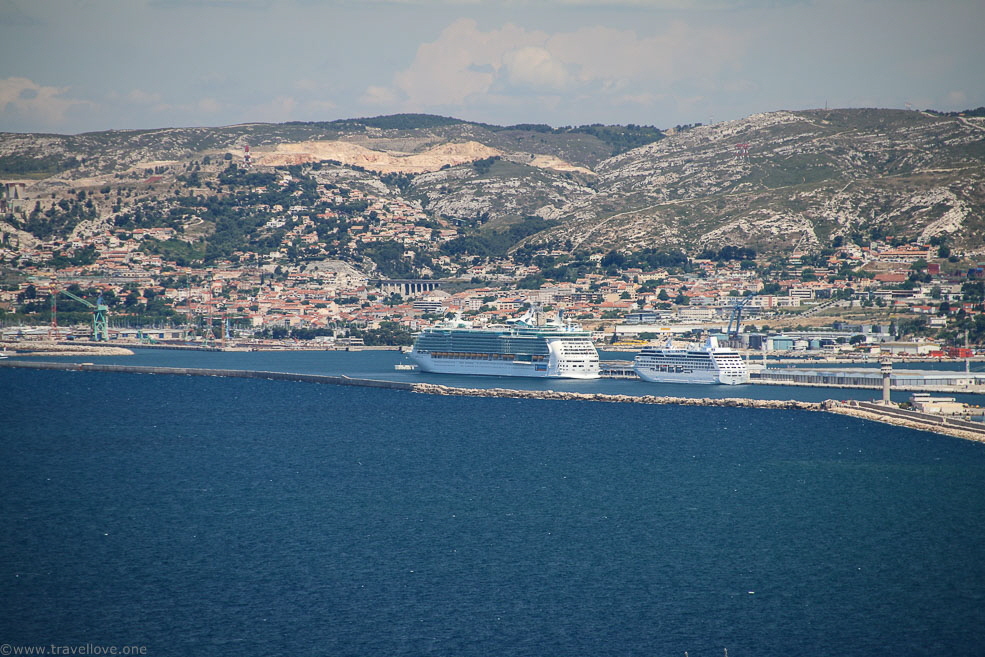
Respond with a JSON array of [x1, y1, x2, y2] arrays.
[[615, 323, 924, 352], [752, 368, 985, 391], [592, 358, 985, 393]]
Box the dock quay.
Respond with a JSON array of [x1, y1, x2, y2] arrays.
[[4, 360, 985, 443], [752, 367, 985, 393], [763, 356, 985, 365], [600, 360, 638, 379]]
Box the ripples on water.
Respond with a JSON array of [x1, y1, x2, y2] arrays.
[[1, 361, 984, 656]]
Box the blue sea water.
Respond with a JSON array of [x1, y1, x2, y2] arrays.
[[2, 354, 985, 656]]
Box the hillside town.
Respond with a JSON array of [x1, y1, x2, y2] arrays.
[[2, 160, 984, 357]]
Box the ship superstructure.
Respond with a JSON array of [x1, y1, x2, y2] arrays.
[[409, 309, 600, 379], [633, 336, 749, 385]]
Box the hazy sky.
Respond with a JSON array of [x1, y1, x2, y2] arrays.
[[1, 0, 983, 134]]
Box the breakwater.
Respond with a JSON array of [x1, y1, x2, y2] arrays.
[[0, 341, 134, 357], [411, 384, 984, 442], [412, 381, 820, 410], [0, 359, 416, 390], [4, 359, 985, 443], [826, 401, 985, 443]]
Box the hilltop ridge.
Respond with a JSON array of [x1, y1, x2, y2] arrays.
[[2, 108, 984, 259], [544, 108, 985, 255]]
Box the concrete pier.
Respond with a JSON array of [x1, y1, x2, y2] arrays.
[[826, 400, 985, 443]]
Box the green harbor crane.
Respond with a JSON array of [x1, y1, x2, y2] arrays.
[[60, 289, 110, 341]]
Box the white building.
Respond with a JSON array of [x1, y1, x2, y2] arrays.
[[910, 394, 967, 415]]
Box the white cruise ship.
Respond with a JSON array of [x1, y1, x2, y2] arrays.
[[409, 310, 600, 379], [633, 336, 749, 385]]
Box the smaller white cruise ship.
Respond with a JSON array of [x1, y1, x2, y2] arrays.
[[633, 336, 749, 385]]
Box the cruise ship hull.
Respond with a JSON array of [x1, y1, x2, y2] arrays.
[[634, 367, 748, 385], [410, 352, 599, 379]]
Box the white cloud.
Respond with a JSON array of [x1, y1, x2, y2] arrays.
[[198, 97, 223, 113], [295, 78, 324, 93], [120, 94, 222, 117], [241, 96, 336, 122], [361, 85, 399, 106], [723, 79, 758, 94], [611, 92, 668, 106], [0, 77, 96, 129], [945, 90, 968, 106], [550, 21, 741, 84], [390, 19, 529, 106], [248, 95, 297, 122], [126, 89, 164, 105], [305, 99, 338, 114], [503, 46, 571, 90], [369, 17, 748, 115]]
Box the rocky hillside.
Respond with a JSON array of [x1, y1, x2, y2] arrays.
[[539, 108, 985, 256], [0, 115, 651, 179], [2, 109, 984, 258]]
